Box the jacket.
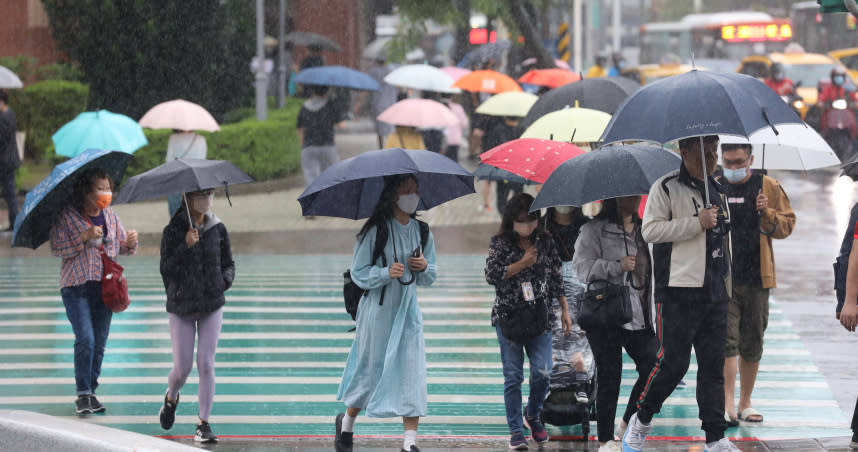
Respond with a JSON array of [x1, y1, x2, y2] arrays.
[[160, 210, 235, 316], [0, 108, 20, 170]]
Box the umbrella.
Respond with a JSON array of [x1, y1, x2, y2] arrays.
[[362, 37, 392, 60], [457, 41, 512, 68], [377, 98, 460, 129], [718, 123, 839, 171], [841, 152, 858, 180], [453, 70, 522, 93], [479, 138, 586, 184], [115, 159, 254, 204], [520, 105, 612, 143], [517, 69, 581, 89], [530, 144, 681, 210], [297, 148, 475, 219], [383, 64, 459, 93], [293, 65, 379, 91], [472, 163, 536, 185], [519, 77, 640, 130], [474, 92, 538, 117], [440, 66, 471, 82], [138, 99, 220, 132], [0, 66, 23, 89], [285, 31, 341, 52], [52, 110, 149, 158], [12, 149, 134, 249], [521, 57, 572, 70]]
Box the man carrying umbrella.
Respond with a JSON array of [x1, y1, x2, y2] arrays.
[[0, 90, 19, 231]]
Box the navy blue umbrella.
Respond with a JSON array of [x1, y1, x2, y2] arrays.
[[293, 65, 379, 91], [298, 148, 475, 219], [530, 144, 680, 211], [13, 149, 134, 249], [115, 159, 254, 204], [472, 163, 537, 185]]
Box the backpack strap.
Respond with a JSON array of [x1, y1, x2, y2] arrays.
[[418, 219, 430, 252], [373, 222, 388, 306]]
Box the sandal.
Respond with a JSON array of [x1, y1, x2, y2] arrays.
[[724, 412, 739, 428], [738, 407, 763, 423]]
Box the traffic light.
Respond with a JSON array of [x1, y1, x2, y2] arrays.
[[819, 0, 850, 13]]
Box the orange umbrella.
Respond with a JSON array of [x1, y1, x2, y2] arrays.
[[453, 70, 522, 93], [517, 69, 581, 89]]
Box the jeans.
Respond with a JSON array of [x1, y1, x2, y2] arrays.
[[496, 326, 553, 435], [61, 281, 113, 395]]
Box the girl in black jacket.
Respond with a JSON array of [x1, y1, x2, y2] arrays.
[[157, 189, 234, 443]]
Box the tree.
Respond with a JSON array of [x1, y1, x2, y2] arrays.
[[41, 0, 255, 120]]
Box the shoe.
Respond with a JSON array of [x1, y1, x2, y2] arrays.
[[74, 395, 92, 415], [159, 392, 179, 430], [509, 432, 529, 450], [599, 440, 623, 452], [88, 394, 105, 413], [622, 413, 652, 452], [523, 414, 548, 443], [194, 421, 218, 443], [614, 422, 627, 441], [401, 446, 421, 452], [850, 431, 858, 449], [575, 390, 589, 405], [724, 411, 739, 428], [335, 412, 353, 452], [737, 407, 763, 423], [704, 437, 742, 452]]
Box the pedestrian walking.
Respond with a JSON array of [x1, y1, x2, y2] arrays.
[[385, 126, 426, 150], [623, 135, 741, 452], [483, 116, 524, 217], [0, 90, 20, 231], [719, 142, 796, 427], [157, 188, 234, 444], [572, 196, 659, 452], [837, 200, 858, 450], [49, 167, 138, 415], [470, 111, 498, 212], [440, 93, 469, 162], [165, 130, 207, 217], [335, 174, 437, 452], [297, 85, 346, 189], [545, 205, 589, 310], [418, 91, 446, 154], [485, 193, 572, 450], [355, 57, 397, 148]]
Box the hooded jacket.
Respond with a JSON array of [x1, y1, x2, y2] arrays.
[[160, 209, 235, 316]]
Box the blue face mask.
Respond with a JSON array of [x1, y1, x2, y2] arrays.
[[834, 75, 845, 86], [722, 166, 749, 183]]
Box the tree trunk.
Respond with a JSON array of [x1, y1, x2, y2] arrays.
[[502, 0, 554, 68]]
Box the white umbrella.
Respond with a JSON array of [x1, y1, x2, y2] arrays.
[[139, 99, 220, 132], [384, 64, 460, 93], [719, 123, 839, 171], [0, 66, 23, 89]]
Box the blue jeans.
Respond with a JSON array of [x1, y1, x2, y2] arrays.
[[61, 281, 112, 395], [496, 326, 553, 435]]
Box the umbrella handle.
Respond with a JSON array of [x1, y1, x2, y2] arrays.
[[183, 193, 194, 228]]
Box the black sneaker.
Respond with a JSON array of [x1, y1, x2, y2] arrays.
[[850, 431, 858, 449], [159, 392, 179, 430], [88, 394, 105, 413], [194, 420, 218, 443], [75, 395, 92, 415], [401, 446, 421, 452], [335, 412, 353, 452]]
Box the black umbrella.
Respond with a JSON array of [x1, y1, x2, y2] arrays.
[[842, 152, 858, 180], [518, 77, 640, 130], [472, 163, 537, 185], [530, 144, 680, 211], [285, 32, 342, 52]]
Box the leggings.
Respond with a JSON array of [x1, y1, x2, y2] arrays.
[[167, 308, 223, 420]]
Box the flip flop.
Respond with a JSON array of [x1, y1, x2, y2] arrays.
[[724, 412, 739, 428], [739, 407, 763, 423]]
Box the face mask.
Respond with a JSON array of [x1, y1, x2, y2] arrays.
[[191, 194, 212, 214], [617, 61, 626, 70], [92, 191, 112, 210], [396, 193, 420, 214], [513, 220, 538, 237], [555, 206, 572, 215], [722, 166, 749, 183], [834, 75, 845, 86]]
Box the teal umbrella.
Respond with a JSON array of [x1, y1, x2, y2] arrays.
[[52, 110, 148, 157]]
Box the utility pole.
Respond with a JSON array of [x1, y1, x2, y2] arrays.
[[276, 0, 287, 108], [573, 0, 582, 73], [612, 0, 621, 52], [255, 0, 268, 120]]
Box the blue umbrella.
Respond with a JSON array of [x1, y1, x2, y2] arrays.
[[293, 65, 379, 91], [298, 148, 475, 219], [13, 149, 134, 249], [52, 110, 148, 157], [472, 163, 537, 185]]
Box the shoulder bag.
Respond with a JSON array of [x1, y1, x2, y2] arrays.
[[496, 237, 551, 343]]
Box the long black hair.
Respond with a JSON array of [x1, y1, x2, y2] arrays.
[[71, 168, 113, 213], [595, 197, 641, 226], [357, 174, 418, 242], [497, 193, 544, 244]]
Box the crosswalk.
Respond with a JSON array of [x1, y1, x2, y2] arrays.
[[0, 255, 849, 440]]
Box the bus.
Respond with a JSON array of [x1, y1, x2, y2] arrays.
[[791, 1, 858, 54], [639, 11, 793, 65]]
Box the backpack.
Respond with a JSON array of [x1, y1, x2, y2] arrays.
[[343, 219, 430, 321], [834, 202, 858, 312]]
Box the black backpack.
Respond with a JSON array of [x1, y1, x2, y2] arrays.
[[343, 220, 430, 321], [834, 202, 858, 312]]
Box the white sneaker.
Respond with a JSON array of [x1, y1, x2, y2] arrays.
[[621, 413, 652, 452], [599, 440, 622, 452], [614, 422, 627, 441], [704, 437, 742, 452]]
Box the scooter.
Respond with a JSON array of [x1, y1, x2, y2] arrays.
[[820, 97, 858, 161]]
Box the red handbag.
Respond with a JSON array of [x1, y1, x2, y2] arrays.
[[100, 246, 130, 313]]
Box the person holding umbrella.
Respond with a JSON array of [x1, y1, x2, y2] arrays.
[[0, 90, 19, 231], [50, 167, 138, 415], [297, 85, 346, 192]]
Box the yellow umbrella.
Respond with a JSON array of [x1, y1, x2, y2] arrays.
[[474, 92, 538, 117], [520, 104, 612, 142]]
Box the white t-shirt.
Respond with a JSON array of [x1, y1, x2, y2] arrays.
[[166, 132, 207, 162]]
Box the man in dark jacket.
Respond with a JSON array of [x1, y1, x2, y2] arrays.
[[0, 90, 20, 231]]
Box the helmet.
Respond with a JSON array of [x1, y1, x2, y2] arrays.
[[595, 52, 608, 66], [770, 62, 784, 80], [832, 66, 848, 86]]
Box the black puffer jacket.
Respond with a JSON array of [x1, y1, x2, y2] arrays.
[[160, 210, 235, 316]]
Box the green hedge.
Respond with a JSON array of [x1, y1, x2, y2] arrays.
[[9, 80, 89, 162]]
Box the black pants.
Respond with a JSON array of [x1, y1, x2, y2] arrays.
[[636, 300, 728, 444], [851, 396, 858, 432], [496, 181, 523, 216], [444, 145, 460, 162], [0, 168, 17, 227], [586, 326, 658, 443]]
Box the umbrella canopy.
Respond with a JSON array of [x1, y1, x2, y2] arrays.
[[52, 110, 148, 158], [440, 66, 471, 82], [285, 31, 341, 52], [377, 98, 460, 129], [474, 92, 538, 117], [520, 106, 612, 143], [362, 37, 392, 60], [115, 159, 253, 204], [718, 123, 839, 171], [12, 149, 134, 249], [457, 41, 512, 68], [293, 65, 379, 91], [479, 138, 586, 184], [530, 144, 681, 210], [383, 64, 459, 93], [472, 163, 536, 185], [297, 148, 475, 219], [518, 69, 581, 89], [0, 65, 23, 89], [519, 77, 640, 130], [138, 99, 220, 132], [453, 70, 522, 93], [841, 151, 858, 180], [521, 57, 572, 69]]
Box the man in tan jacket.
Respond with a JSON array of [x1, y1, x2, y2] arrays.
[[719, 142, 796, 426]]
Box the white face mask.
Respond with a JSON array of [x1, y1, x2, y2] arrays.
[[396, 193, 420, 214], [191, 194, 212, 214], [722, 166, 749, 183], [555, 206, 572, 215], [513, 220, 538, 237]]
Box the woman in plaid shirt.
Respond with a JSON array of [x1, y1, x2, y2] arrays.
[[50, 168, 138, 415]]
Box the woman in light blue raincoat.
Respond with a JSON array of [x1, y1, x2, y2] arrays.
[[335, 174, 437, 452]]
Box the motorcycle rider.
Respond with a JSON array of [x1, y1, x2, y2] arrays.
[[764, 63, 795, 96], [818, 67, 856, 106], [818, 66, 858, 159]]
